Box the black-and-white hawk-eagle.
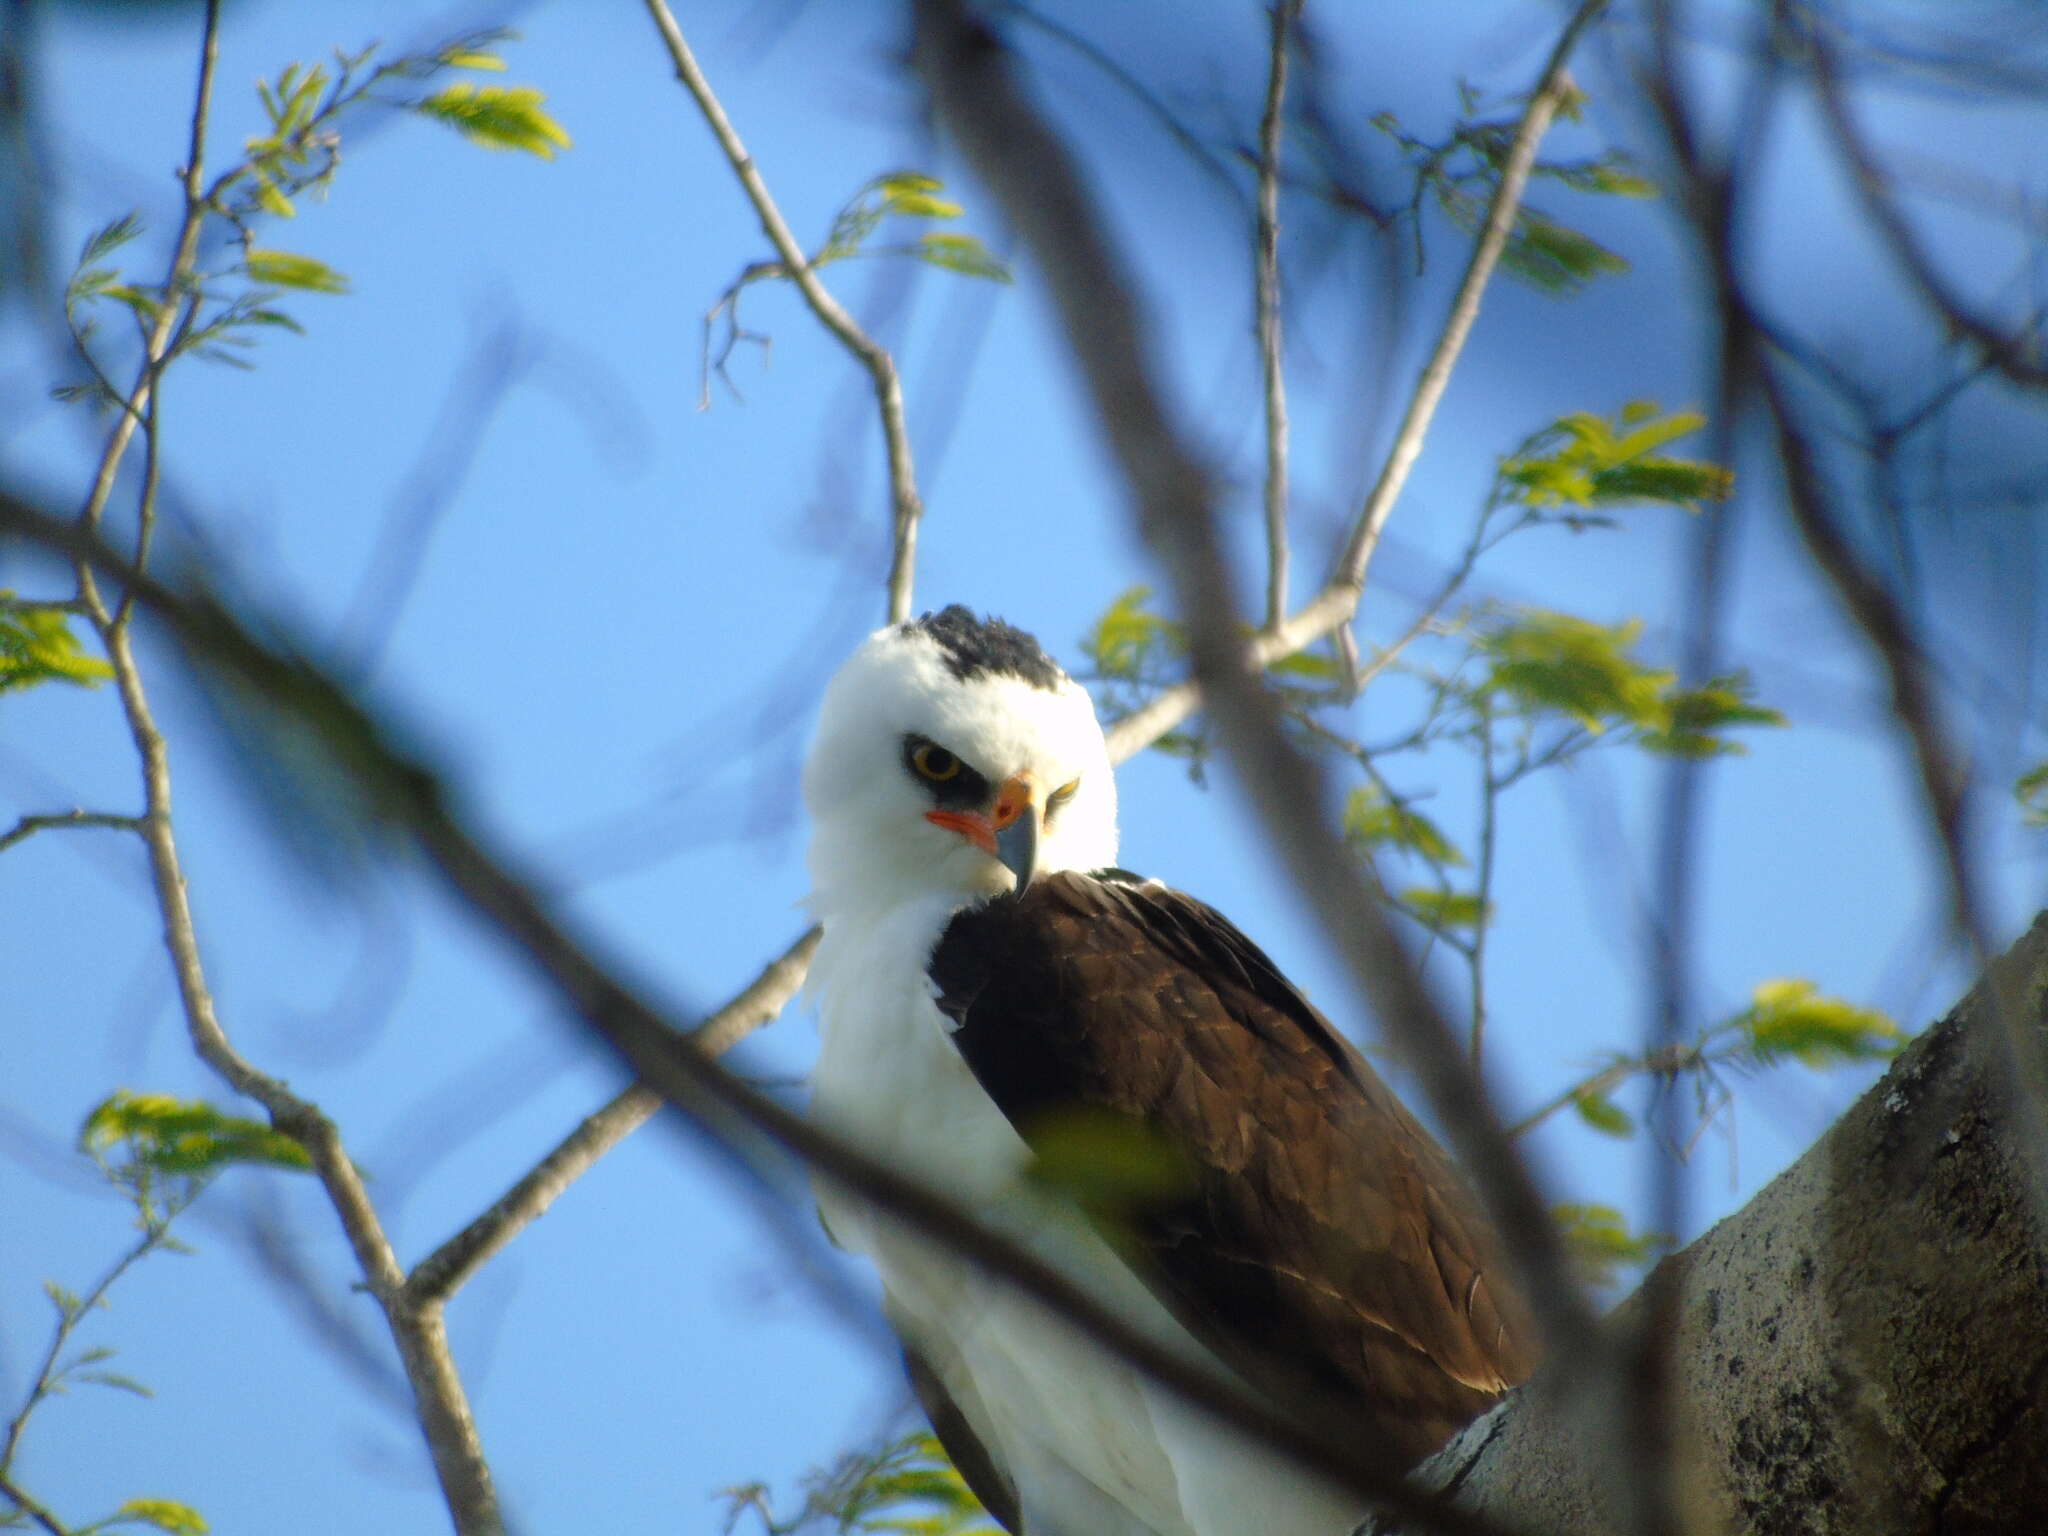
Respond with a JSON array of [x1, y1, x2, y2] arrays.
[[804, 606, 1535, 1536]]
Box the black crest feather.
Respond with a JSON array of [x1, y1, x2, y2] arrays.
[[905, 605, 1064, 692]]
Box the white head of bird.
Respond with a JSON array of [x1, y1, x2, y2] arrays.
[[803, 607, 1118, 922]]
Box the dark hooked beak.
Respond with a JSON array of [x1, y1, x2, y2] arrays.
[[994, 803, 1040, 892]]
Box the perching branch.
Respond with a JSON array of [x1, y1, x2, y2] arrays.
[[910, 0, 1604, 1377], [406, 927, 820, 1305], [641, 0, 925, 625]]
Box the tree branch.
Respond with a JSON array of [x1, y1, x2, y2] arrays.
[[1101, 0, 1607, 759], [641, 0, 925, 624], [406, 927, 820, 1305], [0, 809, 142, 855], [1256, 0, 1297, 633]]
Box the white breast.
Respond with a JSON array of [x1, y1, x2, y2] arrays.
[[807, 901, 1199, 1536]]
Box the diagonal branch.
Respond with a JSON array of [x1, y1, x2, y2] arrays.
[[1256, 1, 1298, 633], [642, 0, 925, 624], [406, 927, 820, 1305]]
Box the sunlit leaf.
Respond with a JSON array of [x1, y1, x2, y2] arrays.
[[414, 83, 571, 158], [441, 48, 507, 71], [1343, 785, 1466, 867], [252, 175, 296, 219], [244, 248, 350, 295], [1553, 1202, 1663, 1287], [114, 1499, 208, 1535], [1, 595, 113, 695], [1477, 609, 1669, 731], [1734, 979, 1903, 1067], [1081, 585, 1181, 681], [1501, 404, 1732, 513], [80, 1091, 313, 1176], [1640, 673, 1786, 758], [914, 232, 1011, 283], [1570, 1090, 1634, 1137], [1399, 887, 1489, 931]]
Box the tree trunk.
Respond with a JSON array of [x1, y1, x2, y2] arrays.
[[1381, 915, 2048, 1535]]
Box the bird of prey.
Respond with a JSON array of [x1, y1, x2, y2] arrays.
[[804, 606, 1536, 1536]]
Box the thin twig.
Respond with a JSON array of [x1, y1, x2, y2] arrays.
[[407, 927, 820, 1304], [1102, 1, 1608, 760], [1804, 12, 2048, 391], [910, 0, 1604, 1379], [1256, 1, 1297, 633], [0, 809, 142, 854], [0, 1474, 63, 1536], [1327, 0, 1610, 610], [641, 0, 925, 624]]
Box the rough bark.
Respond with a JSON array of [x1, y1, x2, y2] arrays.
[[1378, 914, 2048, 1536]]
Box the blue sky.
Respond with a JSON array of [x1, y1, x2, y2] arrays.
[[5, 2, 2045, 1532]]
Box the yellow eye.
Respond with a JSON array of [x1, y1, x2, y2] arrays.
[[1049, 777, 1080, 806], [913, 743, 962, 782]]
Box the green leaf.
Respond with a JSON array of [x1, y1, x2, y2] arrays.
[[1080, 585, 1182, 681], [43, 1280, 86, 1324], [441, 48, 507, 72], [1343, 785, 1466, 867], [1553, 1202, 1663, 1286], [1500, 208, 1629, 293], [252, 175, 296, 220], [243, 248, 350, 295], [1734, 979, 1903, 1067], [914, 232, 1012, 283], [1477, 609, 1670, 732], [2017, 762, 2048, 828], [1399, 887, 1489, 931], [76, 1370, 154, 1398], [414, 84, 571, 158], [79, 212, 143, 268], [1, 595, 113, 695], [1501, 403, 1732, 514], [1639, 672, 1786, 758], [113, 1500, 208, 1535], [1570, 1089, 1634, 1137], [1268, 647, 1342, 683], [80, 1092, 313, 1177], [1021, 1108, 1194, 1211]]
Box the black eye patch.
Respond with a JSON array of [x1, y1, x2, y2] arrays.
[[902, 734, 990, 810]]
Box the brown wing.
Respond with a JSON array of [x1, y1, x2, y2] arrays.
[[928, 870, 1538, 1468]]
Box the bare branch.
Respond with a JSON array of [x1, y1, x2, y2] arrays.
[[0, 1474, 63, 1536], [1256, 1, 1297, 633], [641, 0, 925, 624], [1326, 0, 1609, 609], [1104, 0, 1607, 759], [0, 486, 1535, 1536], [910, 0, 1603, 1380], [1805, 14, 2048, 392], [0, 809, 142, 855], [407, 927, 820, 1305]]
